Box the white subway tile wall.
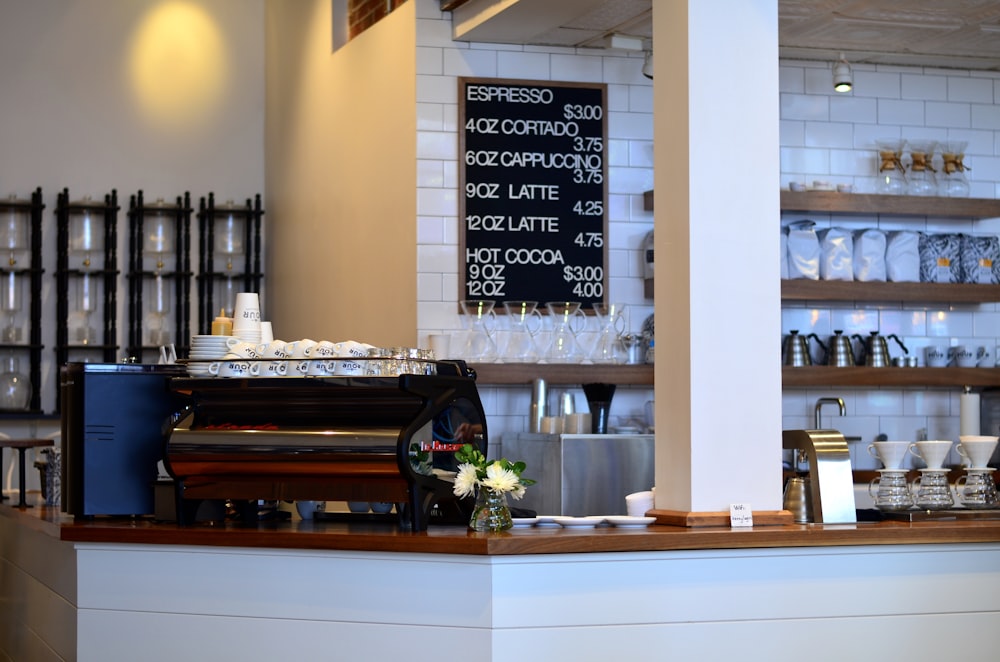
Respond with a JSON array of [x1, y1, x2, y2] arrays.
[[415, 1, 654, 442], [780, 59, 1000, 469], [416, 2, 1000, 467]]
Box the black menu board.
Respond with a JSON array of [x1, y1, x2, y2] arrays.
[[459, 77, 607, 310]]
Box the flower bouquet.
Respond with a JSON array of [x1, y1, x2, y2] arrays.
[[452, 443, 535, 532]]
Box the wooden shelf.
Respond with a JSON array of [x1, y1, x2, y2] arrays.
[[780, 190, 1000, 218], [782, 366, 1000, 388], [469, 363, 653, 386], [781, 279, 1000, 303]]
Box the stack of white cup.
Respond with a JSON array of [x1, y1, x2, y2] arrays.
[[232, 292, 262, 344]]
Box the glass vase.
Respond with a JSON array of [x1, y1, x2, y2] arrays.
[[469, 488, 513, 532]]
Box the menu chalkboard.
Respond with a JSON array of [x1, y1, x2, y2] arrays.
[[458, 77, 607, 311]]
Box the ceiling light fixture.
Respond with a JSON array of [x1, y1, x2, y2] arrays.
[[642, 50, 653, 80], [833, 52, 852, 93]]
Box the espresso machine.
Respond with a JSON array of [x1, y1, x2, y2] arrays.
[[164, 361, 487, 530]]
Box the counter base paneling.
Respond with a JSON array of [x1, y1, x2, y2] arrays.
[[4, 505, 1000, 661]]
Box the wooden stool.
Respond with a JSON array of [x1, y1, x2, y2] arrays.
[[0, 438, 54, 508]]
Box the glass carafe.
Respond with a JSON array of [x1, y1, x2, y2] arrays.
[[905, 140, 937, 196], [868, 469, 912, 511], [875, 139, 907, 195], [591, 302, 626, 363], [910, 469, 953, 510], [0, 352, 30, 411], [956, 469, 998, 509], [544, 301, 587, 363], [459, 299, 498, 362], [938, 140, 970, 197], [502, 301, 542, 363]]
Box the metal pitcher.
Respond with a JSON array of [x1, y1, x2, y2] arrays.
[[782, 330, 825, 367], [826, 330, 856, 367], [853, 331, 908, 367]]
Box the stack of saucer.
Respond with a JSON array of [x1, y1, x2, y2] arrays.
[[188, 335, 238, 376]]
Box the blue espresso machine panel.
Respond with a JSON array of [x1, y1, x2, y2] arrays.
[[61, 363, 187, 517]]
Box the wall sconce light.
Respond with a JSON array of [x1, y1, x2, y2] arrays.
[[642, 50, 653, 80], [833, 52, 852, 93]]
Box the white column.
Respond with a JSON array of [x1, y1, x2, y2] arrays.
[[653, 0, 783, 517]]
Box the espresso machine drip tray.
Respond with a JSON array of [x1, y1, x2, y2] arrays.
[[164, 364, 487, 531]]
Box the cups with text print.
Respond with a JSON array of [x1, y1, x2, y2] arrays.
[[286, 339, 317, 375], [924, 345, 948, 368], [232, 292, 262, 343], [953, 345, 977, 368], [334, 340, 370, 376], [260, 360, 288, 377], [307, 340, 340, 359], [286, 339, 317, 359], [257, 340, 288, 359], [977, 345, 993, 367], [227, 340, 262, 360], [306, 358, 336, 376], [214, 355, 261, 378]]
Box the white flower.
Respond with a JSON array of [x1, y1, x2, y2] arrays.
[[481, 462, 520, 494], [509, 483, 526, 500], [453, 463, 479, 498]]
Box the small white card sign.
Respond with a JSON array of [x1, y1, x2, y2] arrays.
[[730, 503, 753, 528]]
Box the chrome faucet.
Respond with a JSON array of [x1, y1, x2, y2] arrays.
[[814, 396, 846, 430]]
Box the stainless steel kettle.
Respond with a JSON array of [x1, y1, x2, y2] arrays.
[[826, 330, 856, 367], [853, 331, 908, 367], [782, 330, 825, 366], [783, 476, 813, 523]]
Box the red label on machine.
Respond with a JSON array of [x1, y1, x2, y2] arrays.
[[419, 440, 464, 452]]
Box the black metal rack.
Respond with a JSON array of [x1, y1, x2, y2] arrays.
[[126, 191, 192, 360], [0, 188, 44, 414], [196, 193, 263, 334], [55, 189, 120, 411]]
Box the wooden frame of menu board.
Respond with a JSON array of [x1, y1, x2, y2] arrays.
[[458, 77, 608, 313]]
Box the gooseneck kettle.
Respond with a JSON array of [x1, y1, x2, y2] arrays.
[[852, 331, 908, 367], [782, 330, 825, 367], [826, 330, 856, 367]]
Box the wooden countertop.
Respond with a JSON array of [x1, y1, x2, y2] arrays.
[[7, 504, 1000, 556]]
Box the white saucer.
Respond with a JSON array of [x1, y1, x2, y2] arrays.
[[605, 516, 655, 528], [534, 515, 561, 527], [511, 517, 538, 528], [553, 516, 604, 528]]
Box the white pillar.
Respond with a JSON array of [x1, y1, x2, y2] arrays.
[[652, 0, 783, 521]]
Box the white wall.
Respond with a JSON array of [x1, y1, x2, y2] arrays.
[[779, 59, 1000, 470], [0, 0, 265, 491]]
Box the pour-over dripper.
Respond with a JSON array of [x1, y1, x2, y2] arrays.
[[938, 140, 970, 197], [459, 299, 498, 362], [545, 301, 587, 363], [591, 302, 626, 363], [875, 139, 907, 195], [583, 382, 616, 434], [502, 301, 542, 362]]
